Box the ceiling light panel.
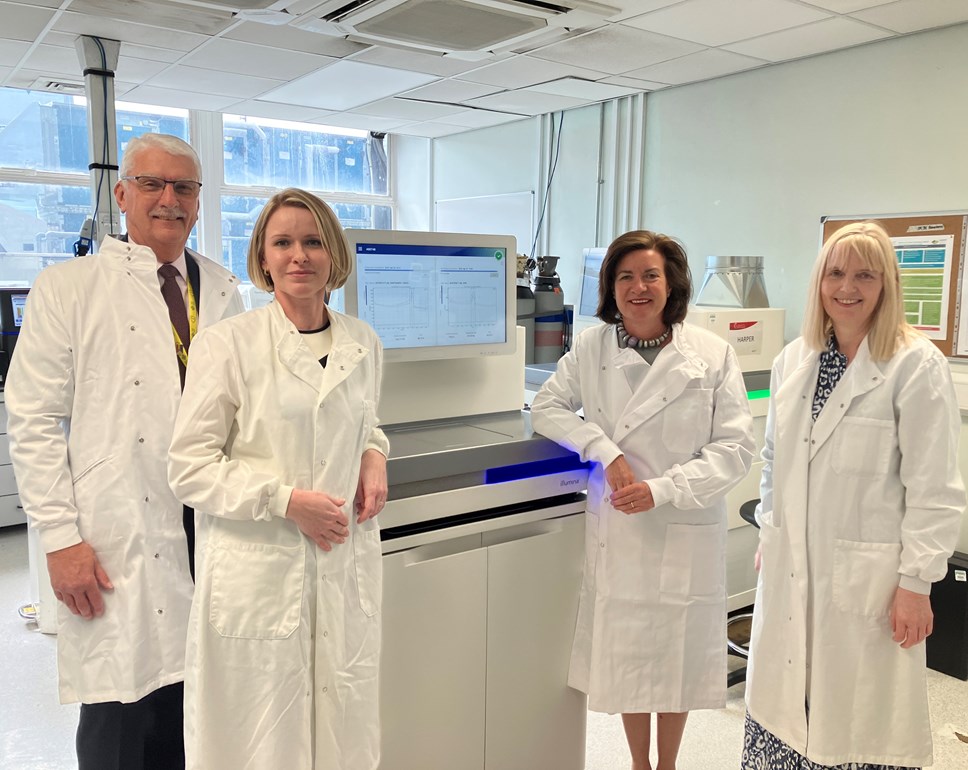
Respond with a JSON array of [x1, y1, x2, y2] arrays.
[[224, 99, 336, 123], [466, 89, 589, 115], [110, 84, 241, 111], [621, 0, 831, 47], [532, 24, 703, 74], [262, 59, 438, 110], [799, 0, 896, 12], [437, 109, 528, 128], [723, 16, 891, 62], [527, 77, 640, 100]]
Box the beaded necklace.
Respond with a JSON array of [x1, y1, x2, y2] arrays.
[[616, 320, 671, 349]]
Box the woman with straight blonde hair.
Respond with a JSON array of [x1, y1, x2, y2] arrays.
[[169, 188, 388, 769], [743, 221, 965, 770]]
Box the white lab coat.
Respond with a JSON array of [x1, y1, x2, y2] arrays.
[[168, 300, 390, 770], [6, 235, 243, 704], [531, 322, 754, 714], [746, 335, 965, 767]]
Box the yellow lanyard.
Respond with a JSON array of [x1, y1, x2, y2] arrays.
[[172, 279, 198, 368]]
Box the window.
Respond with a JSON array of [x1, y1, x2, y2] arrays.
[[0, 88, 191, 283], [220, 115, 392, 287]]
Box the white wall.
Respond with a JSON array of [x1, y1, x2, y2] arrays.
[[643, 22, 968, 340]]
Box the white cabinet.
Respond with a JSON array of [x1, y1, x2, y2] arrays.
[[0, 395, 26, 527], [379, 511, 586, 770]]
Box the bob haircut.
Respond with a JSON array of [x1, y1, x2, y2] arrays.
[[119, 133, 201, 180], [596, 229, 692, 326], [802, 221, 918, 361], [247, 188, 352, 294]]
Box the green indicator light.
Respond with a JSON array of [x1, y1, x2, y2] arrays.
[[747, 389, 770, 401], [494, 251, 503, 260]]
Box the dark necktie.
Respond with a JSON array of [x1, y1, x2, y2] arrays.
[[158, 262, 196, 580], [158, 263, 190, 388]]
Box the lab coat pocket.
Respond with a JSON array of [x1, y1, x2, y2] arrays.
[[831, 539, 901, 618], [832, 417, 895, 478], [661, 388, 713, 454], [354, 525, 383, 617], [209, 541, 304, 639], [659, 523, 723, 601]]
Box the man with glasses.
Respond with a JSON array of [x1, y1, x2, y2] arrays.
[[7, 133, 243, 770]]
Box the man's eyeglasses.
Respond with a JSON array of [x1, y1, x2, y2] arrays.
[[121, 175, 202, 198]]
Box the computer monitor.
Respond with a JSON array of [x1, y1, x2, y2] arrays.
[[343, 229, 517, 363], [0, 287, 30, 388], [578, 248, 606, 319]]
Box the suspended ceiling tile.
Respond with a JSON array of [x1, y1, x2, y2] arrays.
[[147, 65, 285, 99], [101, 83, 240, 111], [599, 74, 670, 90], [723, 16, 892, 62], [392, 121, 471, 138], [225, 20, 368, 58], [622, 48, 766, 85], [0, 39, 30, 67], [851, 0, 968, 33], [222, 99, 336, 123], [22, 43, 80, 77], [457, 54, 608, 89], [9, 0, 62, 7], [180, 38, 334, 80], [465, 89, 589, 116], [800, 0, 902, 12], [310, 112, 414, 132], [527, 77, 640, 101], [115, 55, 177, 83], [117, 43, 185, 65], [400, 78, 501, 103], [0, 1, 55, 42], [54, 11, 210, 52], [531, 25, 704, 75], [349, 46, 491, 76], [40, 31, 79, 48], [352, 97, 463, 121], [609, 0, 688, 23], [262, 60, 438, 111], [66, 0, 234, 36], [621, 0, 831, 47], [436, 109, 528, 128]]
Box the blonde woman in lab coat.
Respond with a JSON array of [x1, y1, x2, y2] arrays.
[[168, 188, 389, 770], [531, 230, 754, 770], [743, 221, 965, 770]]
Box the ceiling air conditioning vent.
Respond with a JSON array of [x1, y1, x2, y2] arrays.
[[298, 0, 617, 56]]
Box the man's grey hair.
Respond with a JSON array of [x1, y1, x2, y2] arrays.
[[119, 133, 202, 180]]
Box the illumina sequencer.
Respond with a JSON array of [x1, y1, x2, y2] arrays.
[[344, 229, 517, 362]]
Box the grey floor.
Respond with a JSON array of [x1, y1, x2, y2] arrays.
[[2, 523, 967, 770]]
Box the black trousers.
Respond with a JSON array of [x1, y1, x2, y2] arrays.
[[76, 681, 185, 770]]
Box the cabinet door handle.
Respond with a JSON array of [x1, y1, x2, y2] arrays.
[[400, 533, 484, 566]]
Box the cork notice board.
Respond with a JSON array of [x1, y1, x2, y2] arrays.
[[822, 213, 968, 357]]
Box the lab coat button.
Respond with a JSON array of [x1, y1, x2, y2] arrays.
[[601, 366, 606, 371], [130, 325, 136, 331], [340, 365, 345, 371], [220, 291, 225, 297], [323, 631, 328, 638], [624, 424, 630, 429], [322, 686, 328, 693], [138, 437, 145, 444], [157, 609, 163, 615], [600, 542, 605, 548], [662, 397, 667, 402], [144, 496, 149, 502], [811, 439, 816, 445], [134, 380, 141, 386], [154, 553, 160, 559], [320, 460, 327, 466]]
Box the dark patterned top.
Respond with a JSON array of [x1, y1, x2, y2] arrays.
[[812, 335, 847, 422]]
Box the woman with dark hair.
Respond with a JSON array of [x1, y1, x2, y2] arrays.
[[532, 230, 754, 770]]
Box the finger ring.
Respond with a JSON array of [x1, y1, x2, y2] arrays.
[[631, 500, 635, 509]]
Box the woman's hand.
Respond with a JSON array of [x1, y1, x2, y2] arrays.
[[285, 489, 349, 551], [355, 449, 388, 524], [889, 586, 934, 648], [606, 456, 654, 514]]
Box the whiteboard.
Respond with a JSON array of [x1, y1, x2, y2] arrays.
[[435, 191, 534, 257]]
